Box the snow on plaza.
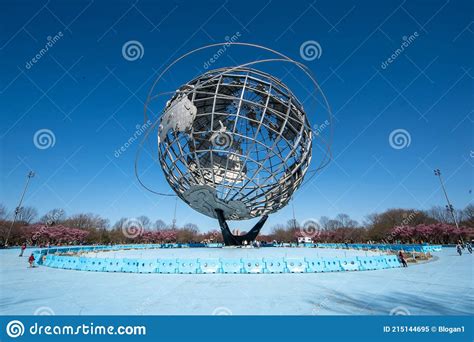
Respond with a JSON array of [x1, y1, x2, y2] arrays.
[[0, 247, 472, 315]]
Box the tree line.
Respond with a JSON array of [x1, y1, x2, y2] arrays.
[[0, 203, 472, 246]]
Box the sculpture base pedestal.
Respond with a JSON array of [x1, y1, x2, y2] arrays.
[[215, 209, 268, 246]]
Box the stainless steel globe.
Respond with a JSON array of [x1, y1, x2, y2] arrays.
[[158, 67, 312, 220]]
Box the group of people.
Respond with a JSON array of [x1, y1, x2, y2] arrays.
[[240, 240, 261, 248], [456, 241, 473, 256]]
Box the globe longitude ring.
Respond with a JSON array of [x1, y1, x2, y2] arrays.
[[136, 42, 332, 245]]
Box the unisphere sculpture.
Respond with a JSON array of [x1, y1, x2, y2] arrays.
[[157, 67, 312, 244], [137, 43, 331, 246]]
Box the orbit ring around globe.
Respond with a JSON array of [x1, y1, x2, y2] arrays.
[[135, 42, 333, 223]]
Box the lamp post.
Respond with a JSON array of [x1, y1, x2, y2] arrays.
[[434, 169, 460, 231], [171, 197, 177, 230], [4, 171, 35, 246]]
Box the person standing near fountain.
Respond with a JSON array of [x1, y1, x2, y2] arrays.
[[19, 243, 26, 257], [398, 251, 408, 267], [28, 254, 35, 268]]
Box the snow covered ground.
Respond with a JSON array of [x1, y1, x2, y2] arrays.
[[0, 247, 472, 315]]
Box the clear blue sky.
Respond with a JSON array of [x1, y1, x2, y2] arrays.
[[0, 0, 472, 232]]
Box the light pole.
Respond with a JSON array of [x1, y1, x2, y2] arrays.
[[172, 197, 177, 230], [292, 199, 297, 230], [4, 171, 35, 246], [434, 169, 460, 230]]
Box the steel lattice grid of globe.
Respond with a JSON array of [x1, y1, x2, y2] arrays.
[[158, 67, 313, 220]]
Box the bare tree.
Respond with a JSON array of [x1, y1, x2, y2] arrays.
[[286, 219, 300, 230], [64, 213, 109, 229], [271, 224, 291, 242], [113, 218, 128, 230], [364, 208, 435, 240], [326, 219, 342, 230], [183, 223, 199, 232], [319, 216, 330, 230], [176, 223, 200, 243], [461, 204, 474, 226], [363, 213, 380, 228], [425, 206, 451, 223], [40, 208, 66, 226], [335, 213, 359, 228], [154, 219, 167, 230], [137, 215, 152, 230], [0, 204, 6, 220], [16, 206, 38, 224]]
